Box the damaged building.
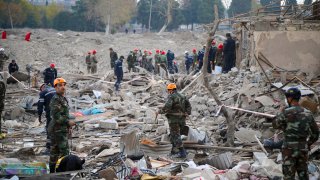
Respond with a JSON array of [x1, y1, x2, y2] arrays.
[[0, 1, 319, 180]]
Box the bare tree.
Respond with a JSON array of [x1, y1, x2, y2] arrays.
[[93, 0, 136, 35], [158, 0, 174, 34]]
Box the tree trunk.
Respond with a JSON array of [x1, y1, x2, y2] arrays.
[[158, 0, 173, 35], [148, 0, 153, 32], [202, 4, 235, 147], [191, 23, 194, 31], [105, 14, 111, 35], [7, 4, 13, 29]]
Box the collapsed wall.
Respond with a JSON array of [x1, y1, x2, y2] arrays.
[[252, 19, 320, 75], [234, 18, 320, 76]]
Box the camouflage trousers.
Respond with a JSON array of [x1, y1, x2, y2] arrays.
[[282, 148, 309, 180], [49, 132, 69, 173], [169, 121, 185, 153], [87, 65, 92, 74], [128, 63, 135, 72], [91, 64, 97, 74]]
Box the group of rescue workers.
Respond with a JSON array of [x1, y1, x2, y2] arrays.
[[0, 31, 319, 179]]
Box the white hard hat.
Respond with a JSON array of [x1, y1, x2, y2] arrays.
[[185, 51, 189, 54], [0, 48, 4, 52]]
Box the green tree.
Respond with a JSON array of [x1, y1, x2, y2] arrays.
[[285, 0, 297, 6], [228, 0, 251, 17], [197, 0, 225, 24], [304, 0, 313, 5], [181, 0, 201, 30], [260, 0, 281, 14]]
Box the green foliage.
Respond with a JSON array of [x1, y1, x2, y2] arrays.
[[304, 0, 313, 5], [228, 0, 252, 17], [285, 0, 297, 6], [137, 0, 225, 31], [197, 0, 225, 24], [260, 0, 281, 14]]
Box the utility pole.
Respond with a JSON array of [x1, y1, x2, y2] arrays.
[[148, 0, 153, 32]]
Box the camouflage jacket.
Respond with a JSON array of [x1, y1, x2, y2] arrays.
[[154, 54, 161, 64], [160, 55, 167, 64], [192, 53, 198, 64], [90, 55, 98, 64], [273, 106, 319, 149], [85, 54, 91, 65], [110, 52, 118, 65], [48, 94, 70, 134], [160, 92, 192, 123], [127, 54, 135, 65]]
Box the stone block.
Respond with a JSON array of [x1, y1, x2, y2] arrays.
[[286, 26, 297, 31], [99, 119, 118, 129], [156, 126, 167, 135]]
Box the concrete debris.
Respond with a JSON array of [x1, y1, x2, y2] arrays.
[[1, 22, 319, 179]]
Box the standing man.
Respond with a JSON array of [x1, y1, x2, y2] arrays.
[[184, 51, 193, 75], [154, 49, 161, 75], [91, 50, 98, 74], [166, 50, 175, 74], [133, 49, 139, 71], [273, 88, 319, 180], [215, 43, 224, 67], [48, 78, 76, 173], [114, 56, 124, 92], [160, 51, 168, 76], [43, 63, 57, 87], [173, 61, 178, 73], [197, 45, 205, 72], [38, 84, 56, 154], [192, 48, 197, 71], [109, 48, 118, 70], [0, 80, 5, 136], [208, 40, 217, 72], [8, 60, 19, 74], [223, 33, 236, 73], [127, 51, 135, 73], [157, 83, 191, 158], [142, 50, 148, 69], [0, 48, 9, 72], [85, 51, 92, 74]]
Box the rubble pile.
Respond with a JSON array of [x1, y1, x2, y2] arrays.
[[0, 29, 319, 180], [1, 59, 319, 179]]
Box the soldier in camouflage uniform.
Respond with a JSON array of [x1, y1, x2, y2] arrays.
[[0, 48, 9, 72], [48, 78, 76, 173], [154, 50, 161, 75], [109, 48, 118, 69], [273, 87, 319, 180], [157, 83, 192, 158], [90, 50, 98, 74], [0, 80, 5, 134], [127, 51, 135, 73], [85, 51, 92, 74]]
